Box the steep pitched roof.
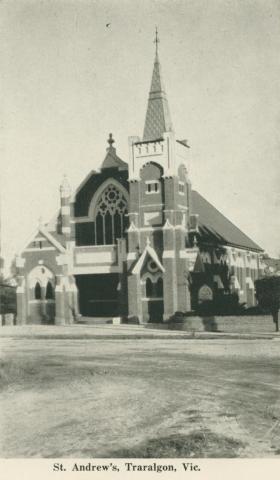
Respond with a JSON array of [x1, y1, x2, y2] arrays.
[[20, 223, 66, 256], [143, 48, 173, 141], [132, 239, 165, 274], [191, 190, 263, 252], [101, 149, 127, 170], [101, 133, 127, 171], [38, 226, 66, 253]]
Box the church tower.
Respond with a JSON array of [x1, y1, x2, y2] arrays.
[[127, 30, 192, 322]]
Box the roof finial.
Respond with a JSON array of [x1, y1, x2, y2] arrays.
[[107, 133, 115, 149], [154, 26, 159, 56], [60, 174, 71, 197]]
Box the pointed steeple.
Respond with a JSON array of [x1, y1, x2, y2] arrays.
[[143, 29, 173, 141]]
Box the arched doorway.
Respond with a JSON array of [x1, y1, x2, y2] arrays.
[[28, 266, 55, 324], [142, 271, 164, 323]]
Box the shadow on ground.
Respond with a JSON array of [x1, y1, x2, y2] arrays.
[[110, 430, 245, 458]]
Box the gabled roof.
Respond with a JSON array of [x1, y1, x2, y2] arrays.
[[132, 240, 165, 274], [101, 149, 127, 171], [192, 190, 263, 252], [45, 229, 66, 249], [143, 47, 173, 141], [19, 223, 66, 256], [38, 226, 66, 253]]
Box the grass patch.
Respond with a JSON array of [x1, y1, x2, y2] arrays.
[[110, 430, 245, 458], [0, 358, 39, 390], [0, 356, 113, 393]]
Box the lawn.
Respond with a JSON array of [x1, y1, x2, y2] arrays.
[[0, 333, 279, 457]]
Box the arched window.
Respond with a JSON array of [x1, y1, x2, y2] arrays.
[[146, 278, 153, 298], [156, 278, 163, 297], [94, 184, 128, 245], [46, 281, 54, 300], [35, 282, 42, 300]]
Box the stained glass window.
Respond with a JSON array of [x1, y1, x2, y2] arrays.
[[94, 184, 128, 245]]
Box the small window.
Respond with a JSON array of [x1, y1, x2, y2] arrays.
[[145, 181, 160, 194], [179, 182, 185, 194], [35, 282, 42, 300], [32, 240, 43, 248]]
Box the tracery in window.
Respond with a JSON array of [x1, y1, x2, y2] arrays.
[[94, 184, 128, 245], [145, 275, 163, 298]]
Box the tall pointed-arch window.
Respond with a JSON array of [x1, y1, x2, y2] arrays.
[[146, 278, 153, 298], [156, 277, 163, 297], [46, 281, 54, 300], [35, 282, 42, 300], [94, 184, 128, 245]]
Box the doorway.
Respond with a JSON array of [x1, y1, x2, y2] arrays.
[[148, 299, 164, 322], [75, 274, 120, 317]]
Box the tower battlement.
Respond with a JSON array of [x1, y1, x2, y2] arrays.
[[128, 132, 190, 181]]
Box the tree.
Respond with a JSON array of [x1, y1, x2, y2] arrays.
[[0, 283, 16, 314], [255, 276, 280, 332]]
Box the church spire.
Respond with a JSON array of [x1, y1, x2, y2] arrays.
[[143, 28, 173, 142]]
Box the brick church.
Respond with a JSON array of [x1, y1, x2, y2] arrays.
[[16, 35, 266, 325]]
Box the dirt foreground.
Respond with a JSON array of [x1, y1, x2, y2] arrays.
[[0, 330, 279, 458]]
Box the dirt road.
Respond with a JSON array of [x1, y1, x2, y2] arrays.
[[0, 334, 279, 457]]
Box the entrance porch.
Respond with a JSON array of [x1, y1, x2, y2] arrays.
[[75, 274, 127, 317]]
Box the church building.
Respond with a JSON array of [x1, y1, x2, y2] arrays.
[[15, 35, 266, 325]]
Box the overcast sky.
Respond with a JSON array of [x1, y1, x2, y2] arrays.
[[1, 0, 280, 273]]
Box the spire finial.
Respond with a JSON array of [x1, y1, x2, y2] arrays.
[[107, 133, 115, 149], [60, 174, 71, 197], [154, 26, 159, 55]]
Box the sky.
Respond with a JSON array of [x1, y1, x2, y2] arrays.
[[1, 0, 280, 274]]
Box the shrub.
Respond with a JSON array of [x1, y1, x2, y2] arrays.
[[255, 276, 280, 331], [0, 285, 16, 314]]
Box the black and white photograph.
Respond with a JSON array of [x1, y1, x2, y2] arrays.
[[0, 0, 280, 470]]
